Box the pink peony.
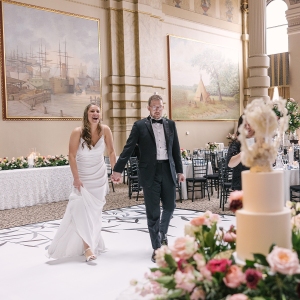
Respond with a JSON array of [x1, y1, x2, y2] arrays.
[[206, 258, 232, 274], [223, 265, 245, 288], [190, 287, 206, 300], [267, 246, 300, 275], [170, 236, 198, 260], [200, 266, 212, 281], [155, 245, 171, 267], [223, 231, 237, 243], [227, 294, 249, 300], [174, 270, 196, 292], [245, 268, 262, 289]]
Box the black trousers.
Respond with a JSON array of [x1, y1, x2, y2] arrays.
[[142, 161, 176, 250]]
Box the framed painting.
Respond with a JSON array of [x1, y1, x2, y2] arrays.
[[167, 35, 241, 121], [0, 0, 101, 120]]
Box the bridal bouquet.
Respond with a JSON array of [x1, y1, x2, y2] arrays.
[[132, 206, 300, 299]]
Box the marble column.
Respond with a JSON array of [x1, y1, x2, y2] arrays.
[[247, 0, 270, 102]]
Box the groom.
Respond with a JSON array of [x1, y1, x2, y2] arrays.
[[111, 93, 184, 262]]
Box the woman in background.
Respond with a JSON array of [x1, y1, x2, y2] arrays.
[[48, 103, 116, 261], [226, 115, 255, 191]]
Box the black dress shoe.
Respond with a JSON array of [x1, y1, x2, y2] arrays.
[[160, 232, 168, 246], [151, 250, 156, 263]]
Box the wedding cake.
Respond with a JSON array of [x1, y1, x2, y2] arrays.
[[236, 170, 291, 261], [235, 98, 292, 261]]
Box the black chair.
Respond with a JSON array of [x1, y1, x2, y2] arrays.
[[176, 175, 182, 203], [290, 167, 300, 202], [218, 158, 233, 211], [127, 157, 142, 201], [186, 158, 210, 202], [104, 156, 115, 192], [204, 152, 220, 197]]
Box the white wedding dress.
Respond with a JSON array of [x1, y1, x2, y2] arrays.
[[48, 136, 108, 259]]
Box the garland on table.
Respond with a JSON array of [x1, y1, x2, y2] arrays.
[[0, 155, 69, 170]]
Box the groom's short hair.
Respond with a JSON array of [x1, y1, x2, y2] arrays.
[[148, 94, 163, 106]]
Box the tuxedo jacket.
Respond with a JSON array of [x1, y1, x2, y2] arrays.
[[114, 116, 183, 188]]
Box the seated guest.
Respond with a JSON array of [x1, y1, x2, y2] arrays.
[[226, 115, 255, 191]]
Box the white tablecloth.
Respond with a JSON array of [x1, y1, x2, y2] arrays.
[[178, 162, 213, 200], [0, 166, 73, 210], [276, 168, 300, 203]]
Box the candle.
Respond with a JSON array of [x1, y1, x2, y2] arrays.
[[28, 154, 34, 167]]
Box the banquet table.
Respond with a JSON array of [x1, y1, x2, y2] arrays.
[[0, 166, 73, 210], [276, 167, 300, 203], [178, 161, 213, 200]]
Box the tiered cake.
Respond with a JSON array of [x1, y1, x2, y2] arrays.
[[236, 170, 291, 261]]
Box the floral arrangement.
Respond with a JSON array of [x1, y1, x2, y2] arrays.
[[273, 98, 300, 134], [239, 98, 288, 172], [132, 202, 300, 300], [181, 149, 188, 159], [34, 155, 69, 168], [226, 133, 237, 142], [206, 142, 218, 151], [0, 156, 29, 170], [0, 155, 69, 170]]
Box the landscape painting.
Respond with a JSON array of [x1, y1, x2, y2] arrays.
[[168, 35, 240, 121], [0, 1, 101, 120]]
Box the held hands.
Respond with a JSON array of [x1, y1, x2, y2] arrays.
[[111, 171, 122, 184], [177, 173, 185, 182]]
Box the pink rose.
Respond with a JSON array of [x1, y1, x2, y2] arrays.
[[200, 266, 212, 281], [191, 287, 206, 300], [245, 268, 262, 289], [227, 294, 248, 300], [170, 236, 198, 260], [267, 246, 300, 275], [190, 216, 206, 226], [174, 270, 196, 292], [223, 265, 245, 288], [206, 258, 232, 274]]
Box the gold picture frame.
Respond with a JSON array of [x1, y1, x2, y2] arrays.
[[167, 35, 241, 121], [0, 0, 101, 120]]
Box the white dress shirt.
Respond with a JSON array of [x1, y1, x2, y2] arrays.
[[151, 120, 168, 160]]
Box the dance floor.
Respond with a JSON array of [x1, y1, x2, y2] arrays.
[[0, 205, 235, 300]]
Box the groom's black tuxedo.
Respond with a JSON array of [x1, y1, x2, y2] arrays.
[[114, 116, 183, 249]]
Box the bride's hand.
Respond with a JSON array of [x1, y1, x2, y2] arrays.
[[73, 178, 83, 191]]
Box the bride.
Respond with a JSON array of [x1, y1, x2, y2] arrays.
[[48, 103, 116, 261]]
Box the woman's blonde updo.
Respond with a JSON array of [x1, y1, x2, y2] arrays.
[[81, 103, 102, 150]]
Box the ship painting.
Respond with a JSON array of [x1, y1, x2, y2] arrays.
[[1, 1, 101, 119]]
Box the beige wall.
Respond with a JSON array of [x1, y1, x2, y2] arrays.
[[0, 0, 242, 158]]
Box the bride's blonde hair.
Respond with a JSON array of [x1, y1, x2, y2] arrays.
[[81, 103, 102, 150]]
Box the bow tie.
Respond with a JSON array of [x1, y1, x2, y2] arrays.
[[152, 119, 163, 124]]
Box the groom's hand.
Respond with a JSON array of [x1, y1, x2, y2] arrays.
[[177, 173, 185, 182], [111, 171, 122, 184]]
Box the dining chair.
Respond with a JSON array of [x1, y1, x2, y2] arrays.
[[186, 158, 210, 202], [290, 166, 300, 202], [218, 158, 233, 211], [204, 152, 220, 197], [127, 157, 142, 201], [104, 156, 115, 192]]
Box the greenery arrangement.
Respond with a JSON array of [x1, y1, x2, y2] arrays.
[[181, 149, 188, 159], [273, 98, 300, 133], [0, 156, 29, 170], [0, 155, 69, 170], [132, 193, 300, 300]]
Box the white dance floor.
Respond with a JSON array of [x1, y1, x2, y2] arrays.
[[0, 205, 235, 300]]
